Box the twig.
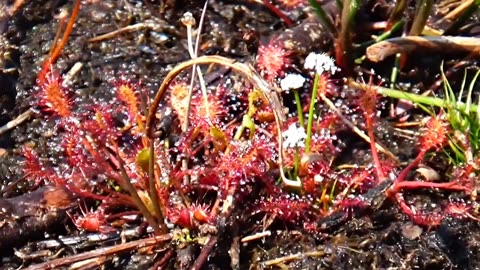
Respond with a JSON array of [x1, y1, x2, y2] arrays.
[[320, 93, 399, 162], [0, 186, 76, 251], [87, 20, 170, 43], [88, 23, 147, 42], [440, 0, 473, 22], [366, 36, 480, 62], [261, 250, 326, 266], [444, 0, 480, 35], [24, 234, 172, 270], [189, 235, 218, 270], [151, 249, 175, 270], [0, 108, 34, 136], [241, 231, 271, 242]]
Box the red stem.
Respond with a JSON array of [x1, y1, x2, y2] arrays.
[[394, 192, 443, 227], [395, 193, 415, 217], [395, 149, 426, 183], [38, 0, 81, 84], [262, 0, 293, 27], [393, 180, 468, 192], [366, 115, 385, 180]]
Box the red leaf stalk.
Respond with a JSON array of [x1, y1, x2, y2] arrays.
[[38, 0, 81, 85], [358, 78, 385, 180], [395, 115, 448, 183], [366, 115, 385, 180], [262, 0, 293, 27]]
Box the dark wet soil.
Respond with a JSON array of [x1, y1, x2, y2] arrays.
[[1, 0, 480, 269]]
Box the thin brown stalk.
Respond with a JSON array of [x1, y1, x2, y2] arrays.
[[336, 0, 360, 72], [262, 250, 326, 266], [190, 236, 218, 270], [48, 0, 81, 66], [409, 0, 433, 36], [319, 93, 398, 162], [24, 234, 171, 270], [149, 138, 166, 232], [112, 142, 166, 235], [0, 108, 34, 136], [386, 0, 407, 29]]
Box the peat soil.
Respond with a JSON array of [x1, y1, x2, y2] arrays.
[[0, 0, 480, 269]]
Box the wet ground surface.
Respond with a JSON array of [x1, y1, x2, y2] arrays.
[[1, 0, 480, 269]]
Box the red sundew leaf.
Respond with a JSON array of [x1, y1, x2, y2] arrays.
[[168, 80, 190, 128], [357, 78, 381, 120], [256, 37, 292, 81], [80, 106, 120, 147], [198, 172, 221, 186], [418, 115, 449, 151], [302, 177, 317, 194], [22, 147, 55, 185], [315, 73, 337, 99], [277, 0, 306, 9], [36, 70, 72, 118], [167, 207, 193, 228], [116, 79, 139, 117], [190, 94, 228, 128], [217, 137, 274, 179], [255, 195, 314, 224]]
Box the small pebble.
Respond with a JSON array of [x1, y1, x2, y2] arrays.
[[401, 223, 423, 240]]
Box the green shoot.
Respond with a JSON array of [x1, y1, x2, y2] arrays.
[[442, 66, 480, 164]]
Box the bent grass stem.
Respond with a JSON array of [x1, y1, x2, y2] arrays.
[[145, 55, 301, 188]]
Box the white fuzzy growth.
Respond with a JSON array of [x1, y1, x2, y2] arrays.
[[282, 124, 307, 148], [304, 52, 339, 75], [280, 73, 306, 91]]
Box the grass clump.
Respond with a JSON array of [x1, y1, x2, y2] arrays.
[[442, 66, 480, 164]]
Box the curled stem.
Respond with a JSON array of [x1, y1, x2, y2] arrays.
[[146, 55, 301, 188]]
